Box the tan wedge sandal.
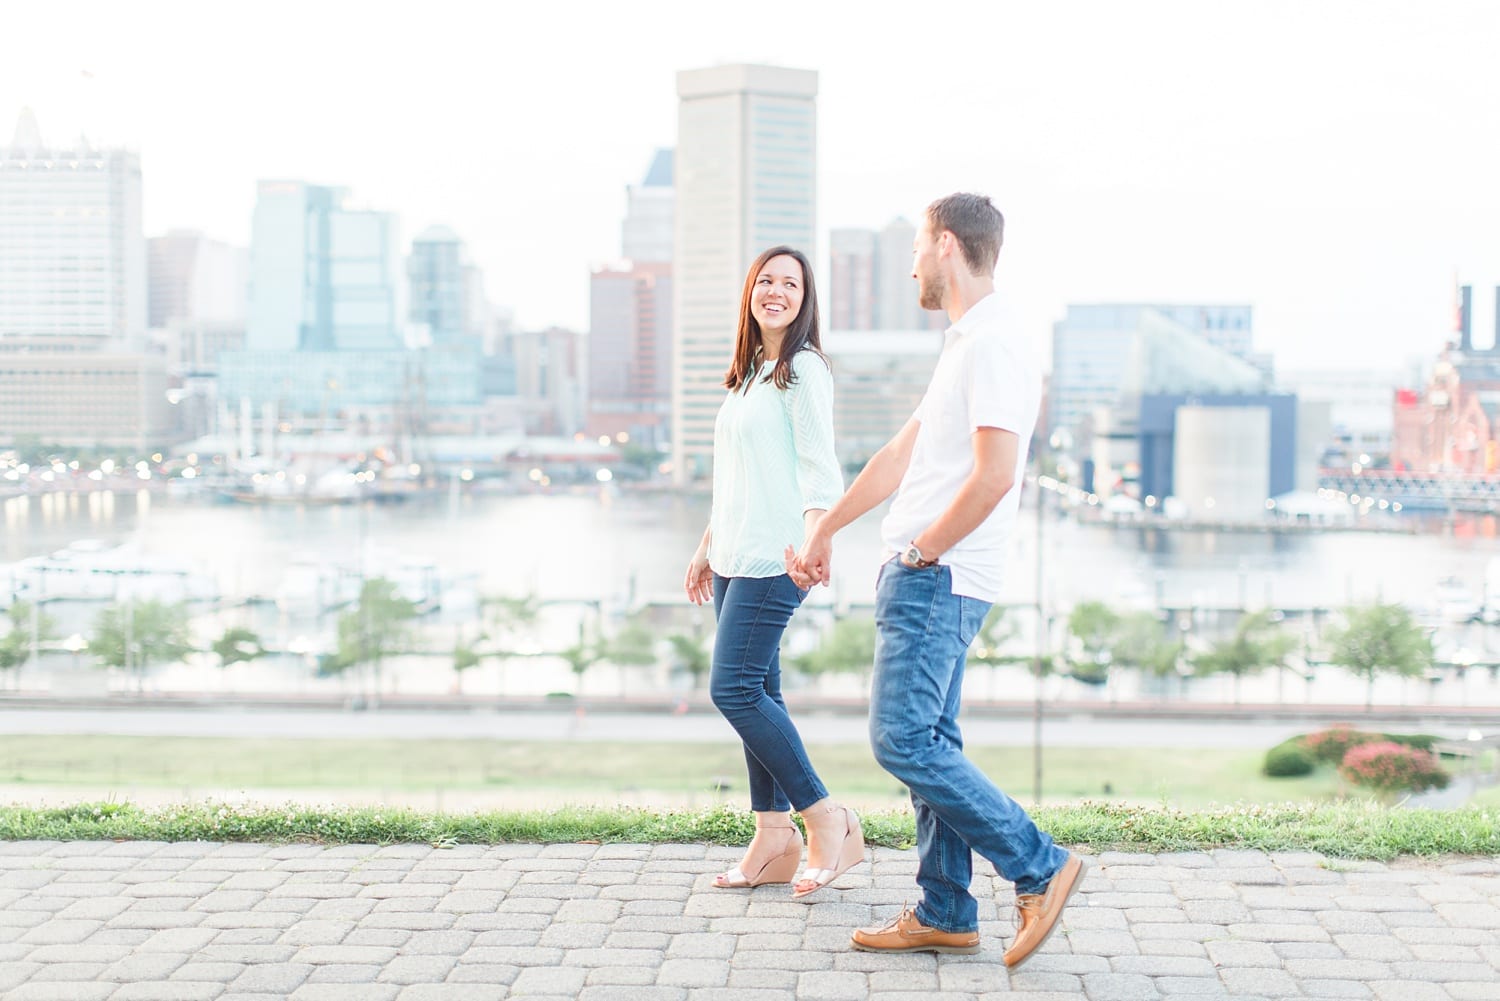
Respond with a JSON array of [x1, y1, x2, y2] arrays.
[[714, 817, 804, 889], [792, 803, 865, 900]]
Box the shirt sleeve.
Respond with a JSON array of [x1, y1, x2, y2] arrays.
[[966, 335, 1037, 436], [784, 352, 844, 513]]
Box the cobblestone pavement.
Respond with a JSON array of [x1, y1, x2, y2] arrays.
[[1, 840, 1497, 1000]]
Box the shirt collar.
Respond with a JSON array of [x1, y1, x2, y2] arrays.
[[944, 291, 1004, 345]]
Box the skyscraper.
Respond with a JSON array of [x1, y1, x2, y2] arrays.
[[408, 225, 487, 349], [148, 230, 248, 329], [829, 228, 876, 330], [224, 181, 480, 417], [0, 108, 146, 347], [622, 149, 673, 264], [245, 180, 402, 353], [0, 108, 168, 449], [588, 261, 672, 447], [672, 64, 818, 482], [829, 218, 946, 332]]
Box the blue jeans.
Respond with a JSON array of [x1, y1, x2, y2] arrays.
[[870, 558, 1070, 933], [711, 573, 829, 813]]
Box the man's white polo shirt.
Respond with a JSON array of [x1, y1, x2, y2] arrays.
[[880, 292, 1039, 602]]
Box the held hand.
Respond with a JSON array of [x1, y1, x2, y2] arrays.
[[784, 545, 815, 590], [792, 530, 833, 586], [684, 553, 714, 606]]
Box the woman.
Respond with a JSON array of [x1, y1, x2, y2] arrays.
[[684, 245, 865, 899]]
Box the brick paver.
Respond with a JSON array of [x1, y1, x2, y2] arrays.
[[0, 841, 1495, 998]]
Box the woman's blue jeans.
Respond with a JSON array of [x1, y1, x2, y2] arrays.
[[711, 573, 829, 813], [870, 558, 1070, 933]]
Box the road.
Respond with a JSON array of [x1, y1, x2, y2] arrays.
[[0, 706, 1445, 748]]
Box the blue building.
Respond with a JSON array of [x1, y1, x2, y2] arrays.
[[245, 181, 403, 353], [1137, 393, 1299, 503], [227, 182, 485, 417], [409, 225, 485, 350], [1050, 303, 1264, 435]]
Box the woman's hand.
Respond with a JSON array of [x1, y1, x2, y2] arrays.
[[685, 551, 714, 605]]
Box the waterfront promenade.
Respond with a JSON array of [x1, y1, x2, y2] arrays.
[[2, 839, 1497, 1000]]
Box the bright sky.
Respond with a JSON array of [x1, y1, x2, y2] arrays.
[[6, 0, 1499, 372]]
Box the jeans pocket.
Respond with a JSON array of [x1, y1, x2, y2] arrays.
[[957, 596, 993, 647]]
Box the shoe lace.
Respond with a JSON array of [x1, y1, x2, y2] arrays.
[[1014, 893, 1044, 926], [875, 905, 915, 934]]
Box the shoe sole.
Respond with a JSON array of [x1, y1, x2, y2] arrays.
[[1005, 856, 1089, 970], [851, 939, 980, 955]]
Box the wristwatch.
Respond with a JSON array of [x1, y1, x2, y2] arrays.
[[901, 541, 939, 568]]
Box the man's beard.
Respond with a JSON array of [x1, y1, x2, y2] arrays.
[[917, 269, 945, 311]]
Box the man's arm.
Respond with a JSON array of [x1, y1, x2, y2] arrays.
[[909, 426, 1018, 561], [792, 416, 922, 583]]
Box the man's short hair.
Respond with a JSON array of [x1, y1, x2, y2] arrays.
[[927, 193, 1004, 276]]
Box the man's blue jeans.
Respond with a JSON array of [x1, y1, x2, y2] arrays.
[[870, 558, 1070, 933], [711, 573, 829, 813]]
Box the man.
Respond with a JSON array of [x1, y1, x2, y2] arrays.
[[787, 192, 1084, 969]]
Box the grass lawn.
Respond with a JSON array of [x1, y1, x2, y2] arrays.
[[0, 735, 1344, 808]]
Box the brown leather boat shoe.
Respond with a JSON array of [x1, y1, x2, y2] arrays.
[[1002, 854, 1088, 969], [850, 906, 980, 955]]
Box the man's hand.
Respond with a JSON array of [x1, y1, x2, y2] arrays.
[[784, 546, 815, 590], [789, 528, 833, 586]]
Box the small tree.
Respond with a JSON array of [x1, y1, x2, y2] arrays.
[[1192, 610, 1297, 704], [211, 627, 264, 669], [324, 578, 419, 705], [0, 601, 56, 690], [795, 616, 878, 685], [667, 629, 712, 690], [88, 599, 194, 693], [600, 618, 658, 696], [557, 622, 603, 694], [1067, 601, 1119, 686], [480, 593, 541, 696], [1111, 611, 1184, 688], [1326, 603, 1434, 710], [452, 640, 481, 694]]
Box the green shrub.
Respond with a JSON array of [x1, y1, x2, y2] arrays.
[[1304, 724, 1379, 765], [1381, 732, 1439, 752], [1264, 740, 1315, 778], [1339, 741, 1450, 796]]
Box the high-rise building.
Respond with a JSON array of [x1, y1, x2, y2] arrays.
[[622, 149, 673, 264], [829, 218, 945, 332], [828, 229, 875, 330], [510, 326, 585, 436], [408, 225, 489, 349], [147, 230, 248, 330], [876, 218, 945, 331], [588, 261, 672, 446], [245, 180, 403, 353], [0, 108, 146, 347], [672, 63, 818, 482]]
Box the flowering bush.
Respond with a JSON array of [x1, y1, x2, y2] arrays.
[[1339, 741, 1450, 796], [1303, 725, 1379, 765]]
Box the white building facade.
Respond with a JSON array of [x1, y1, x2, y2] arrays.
[[0, 109, 146, 347], [671, 64, 818, 482]]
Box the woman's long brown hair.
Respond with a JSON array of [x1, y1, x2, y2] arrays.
[[723, 245, 823, 392]]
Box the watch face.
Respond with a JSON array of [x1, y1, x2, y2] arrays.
[[904, 546, 922, 566]]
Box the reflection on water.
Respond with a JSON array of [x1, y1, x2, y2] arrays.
[[2, 488, 1498, 704]]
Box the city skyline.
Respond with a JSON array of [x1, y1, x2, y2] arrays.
[[5, 0, 1500, 370]]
